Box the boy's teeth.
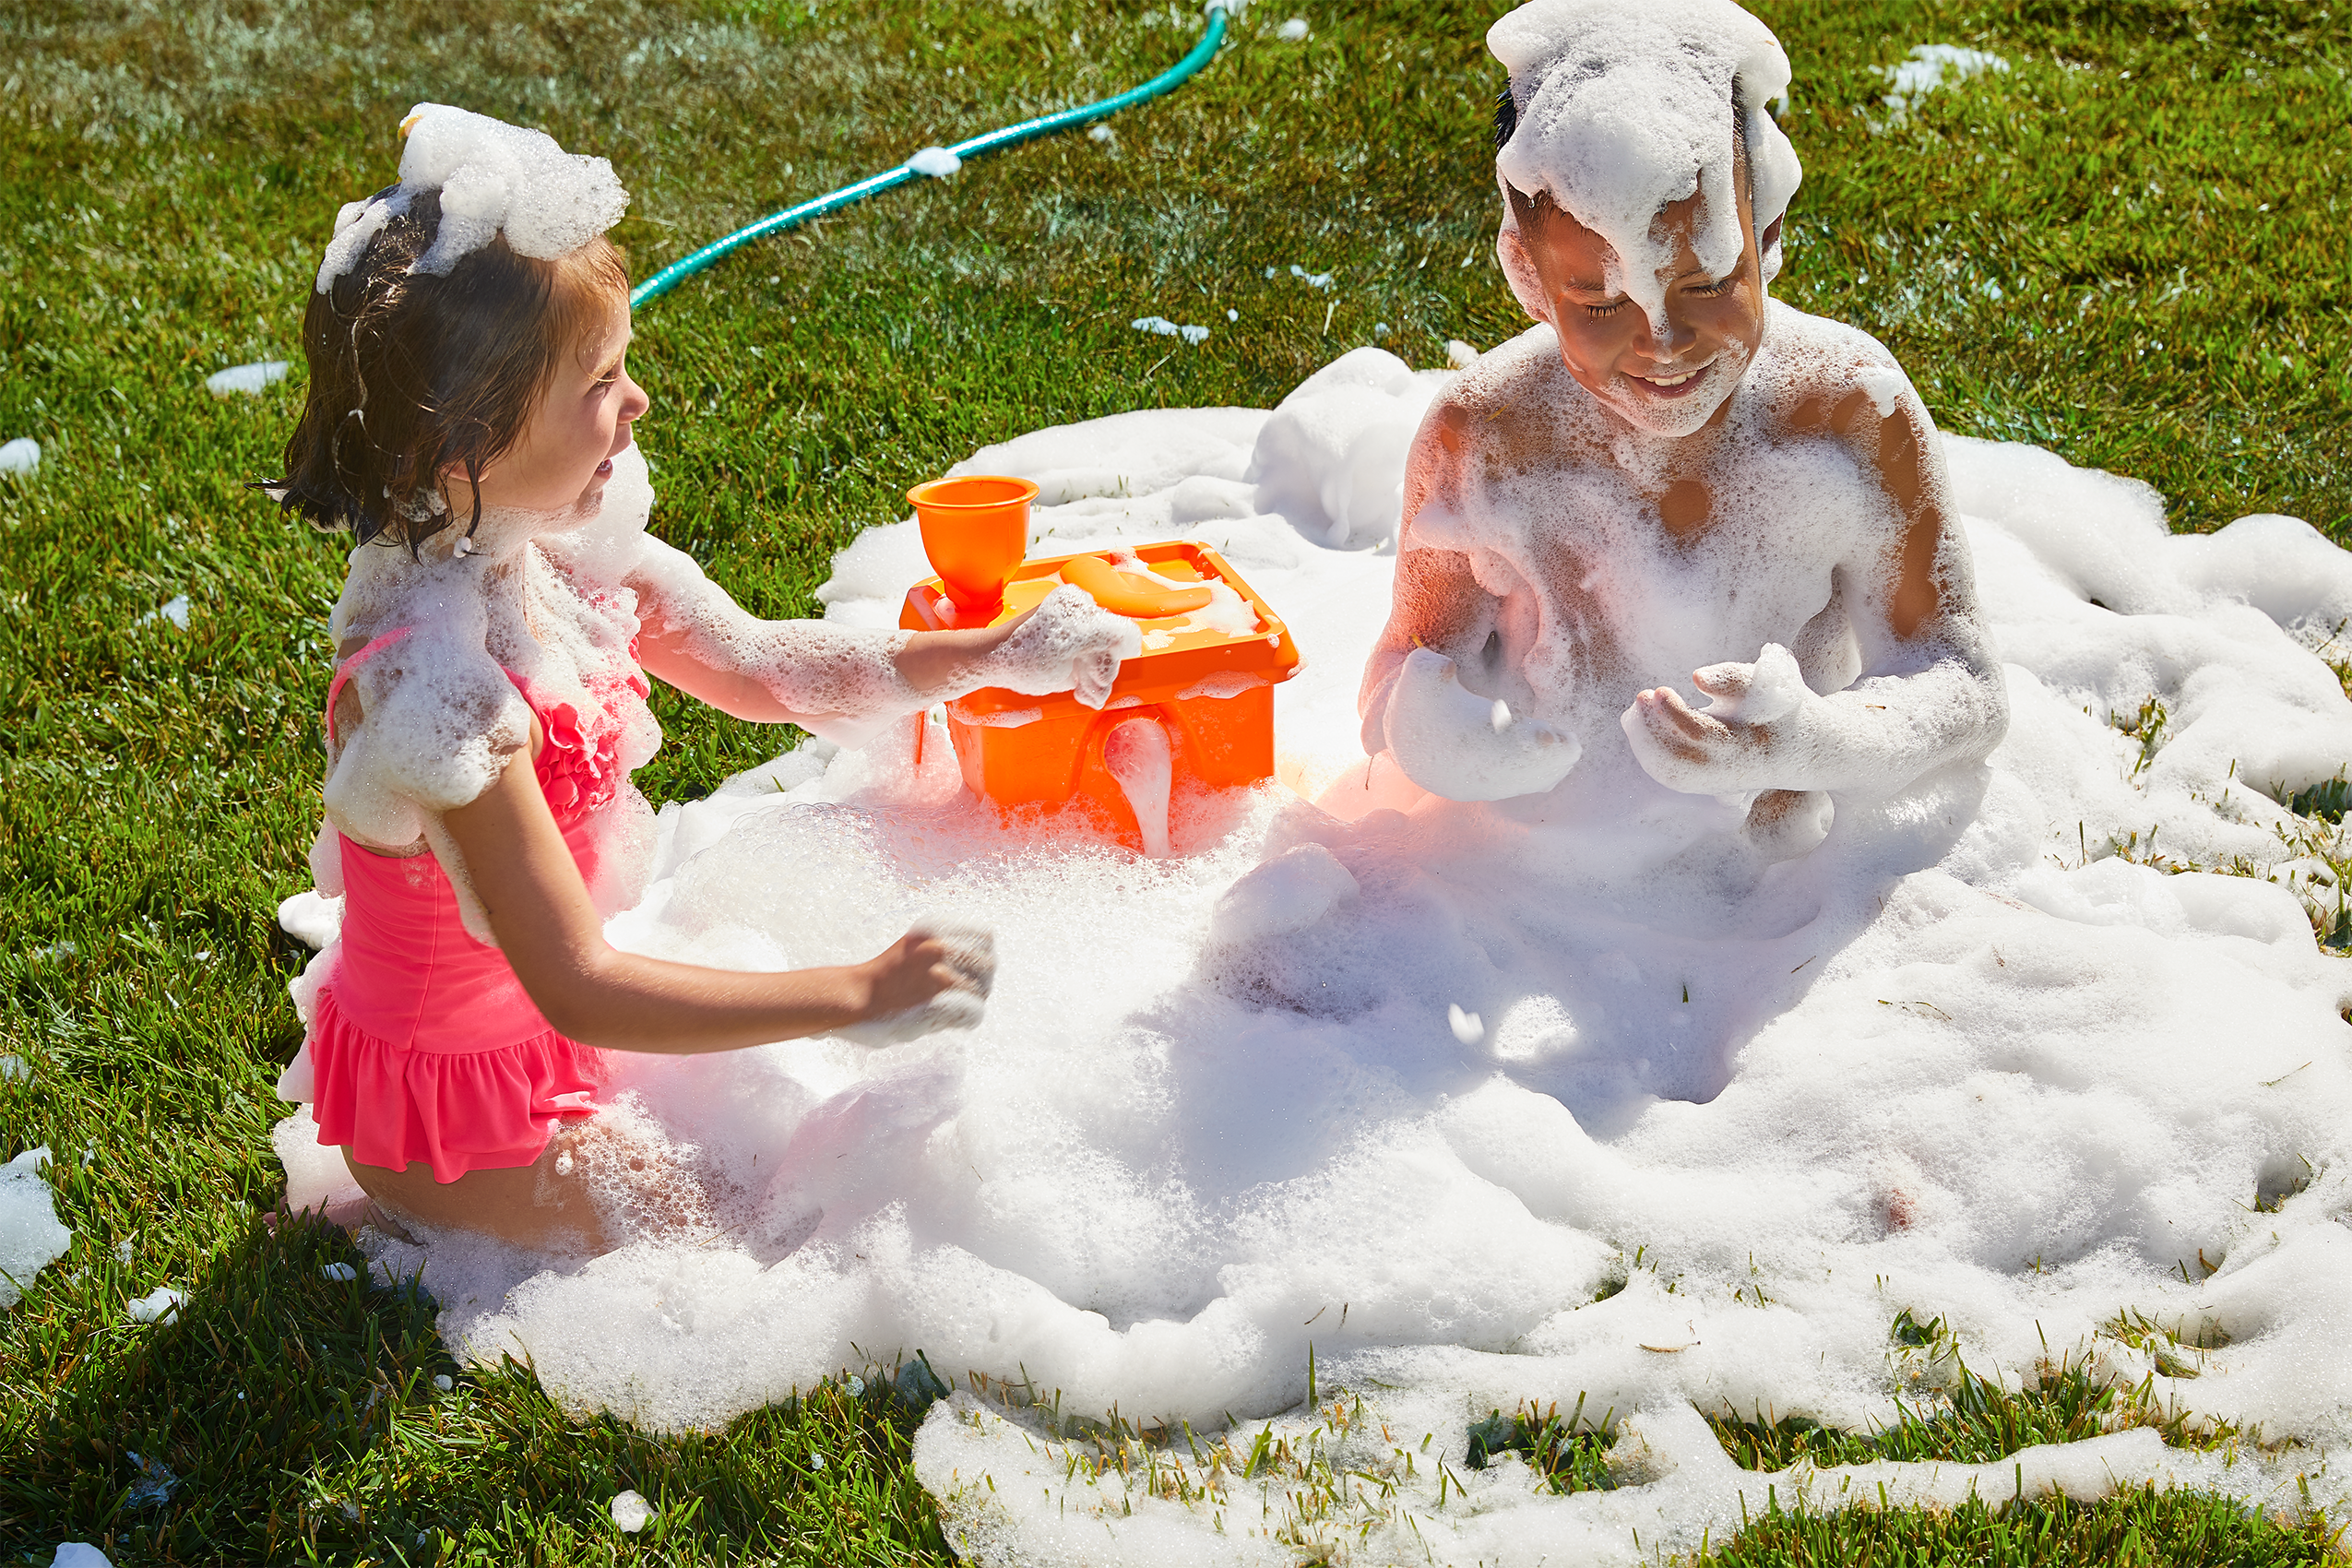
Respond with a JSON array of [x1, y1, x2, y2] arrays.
[[1640, 369, 1699, 386]]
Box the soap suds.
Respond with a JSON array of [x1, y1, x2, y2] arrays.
[[316, 103, 629, 291], [1491, 0, 1803, 326]]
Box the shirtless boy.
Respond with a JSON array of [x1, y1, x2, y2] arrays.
[[1357, 0, 2007, 871]]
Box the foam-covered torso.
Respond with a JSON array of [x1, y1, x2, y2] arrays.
[[320, 446, 665, 931], [1374, 303, 1929, 861]]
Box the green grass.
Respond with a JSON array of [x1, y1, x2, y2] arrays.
[[0, 0, 2344, 1561]]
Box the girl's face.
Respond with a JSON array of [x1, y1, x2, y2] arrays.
[[466, 291, 648, 517], [1517, 173, 1766, 439]]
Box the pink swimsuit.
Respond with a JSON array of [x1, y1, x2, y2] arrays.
[[308, 628, 647, 1182]]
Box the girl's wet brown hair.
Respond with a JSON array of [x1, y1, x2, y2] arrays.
[[267, 186, 627, 554]]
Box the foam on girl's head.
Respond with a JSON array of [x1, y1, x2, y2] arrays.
[[315, 103, 628, 292], [1489, 0, 1801, 327]]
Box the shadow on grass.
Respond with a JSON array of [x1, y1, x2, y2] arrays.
[[2, 1206, 950, 1564], [0, 1208, 448, 1563]]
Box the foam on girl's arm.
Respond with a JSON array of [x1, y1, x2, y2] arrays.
[[628, 537, 925, 746], [322, 627, 533, 849]]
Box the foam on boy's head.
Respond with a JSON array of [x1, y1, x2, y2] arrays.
[[315, 103, 629, 291], [1489, 0, 1800, 328]]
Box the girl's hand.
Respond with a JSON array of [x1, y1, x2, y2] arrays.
[[835, 920, 996, 1048], [858, 924, 993, 1016], [963, 585, 1143, 708]]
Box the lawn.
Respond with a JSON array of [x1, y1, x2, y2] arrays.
[[0, 0, 2345, 1562]]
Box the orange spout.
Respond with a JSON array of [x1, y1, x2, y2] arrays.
[[908, 474, 1038, 616]]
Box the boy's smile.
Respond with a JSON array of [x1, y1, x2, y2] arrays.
[[1509, 142, 1768, 439]]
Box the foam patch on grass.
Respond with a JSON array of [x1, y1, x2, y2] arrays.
[[333, 340, 2352, 1554]]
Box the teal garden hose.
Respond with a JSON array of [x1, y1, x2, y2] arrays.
[[629, 1, 1234, 308]]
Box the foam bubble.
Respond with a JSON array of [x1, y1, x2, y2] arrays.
[[1491, 0, 1802, 322], [0, 1148, 71, 1309], [204, 361, 289, 397]]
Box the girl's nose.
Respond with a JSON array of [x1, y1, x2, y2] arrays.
[[620, 373, 651, 423]]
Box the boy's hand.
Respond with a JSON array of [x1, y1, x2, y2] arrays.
[[1622, 643, 1813, 796], [1384, 647, 1581, 802]]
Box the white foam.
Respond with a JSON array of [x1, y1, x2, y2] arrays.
[[1133, 315, 1211, 345], [1877, 44, 2010, 127], [316, 104, 628, 291], [285, 337, 2352, 1551], [124, 1286, 184, 1325], [204, 361, 289, 397], [907, 147, 962, 178], [1, 437, 42, 475], [1491, 0, 1802, 324], [0, 1148, 71, 1309]]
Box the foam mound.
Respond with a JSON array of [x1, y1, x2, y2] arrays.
[[315, 103, 628, 291], [306, 341, 2352, 1559]]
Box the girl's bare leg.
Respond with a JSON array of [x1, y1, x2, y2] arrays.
[[344, 1122, 611, 1253], [342, 1112, 719, 1253]]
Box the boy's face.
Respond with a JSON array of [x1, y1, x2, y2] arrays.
[[1515, 162, 1766, 438]]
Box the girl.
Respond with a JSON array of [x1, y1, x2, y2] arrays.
[[269, 105, 1135, 1253]]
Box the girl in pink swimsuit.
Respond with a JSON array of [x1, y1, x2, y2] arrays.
[[267, 106, 1133, 1252]]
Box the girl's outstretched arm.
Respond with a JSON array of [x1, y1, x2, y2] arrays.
[[438, 744, 972, 1052], [625, 537, 1136, 737]]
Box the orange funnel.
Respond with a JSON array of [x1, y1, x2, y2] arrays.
[[908, 474, 1038, 616]]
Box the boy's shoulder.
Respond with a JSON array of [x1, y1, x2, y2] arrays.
[[1751, 302, 1919, 432], [1415, 324, 1596, 471], [1440, 322, 1579, 422]]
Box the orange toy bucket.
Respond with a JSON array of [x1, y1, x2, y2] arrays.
[[908, 475, 1039, 616], [899, 540, 1301, 850]]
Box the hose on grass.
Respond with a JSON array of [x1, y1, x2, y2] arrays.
[[629, 1, 1234, 309]]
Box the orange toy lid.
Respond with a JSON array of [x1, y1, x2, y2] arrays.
[[898, 540, 1301, 713]]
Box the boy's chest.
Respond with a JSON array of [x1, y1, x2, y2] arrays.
[[1460, 438, 1881, 643]]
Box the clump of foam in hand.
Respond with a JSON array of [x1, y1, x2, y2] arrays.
[[833, 919, 996, 1047], [971, 585, 1142, 709], [316, 103, 628, 291], [0, 1148, 71, 1309], [1695, 640, 1804, 723], [1490, 0, 1802, 324], [1379, 647, 1581, 801]]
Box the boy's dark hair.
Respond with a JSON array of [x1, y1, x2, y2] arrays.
[[266, 187, 628, 554]]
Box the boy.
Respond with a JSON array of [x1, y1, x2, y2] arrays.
[[1357, 0, 2006, 870]]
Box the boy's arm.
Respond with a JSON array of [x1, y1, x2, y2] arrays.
[[1622, 378, 2009, 798], [1360, 404, 1583, 802]]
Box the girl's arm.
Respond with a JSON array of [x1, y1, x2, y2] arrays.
[[438, 743, 968, 1052], [625, 537, 1137, 737]]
